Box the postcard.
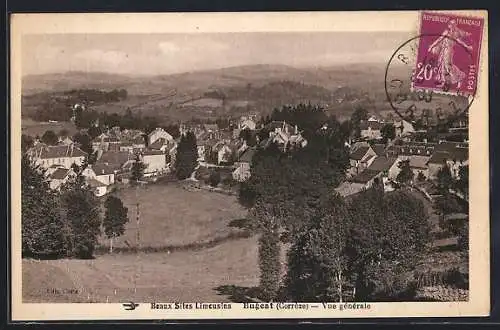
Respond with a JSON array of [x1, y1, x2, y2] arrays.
[[10, 10, 489, 320]]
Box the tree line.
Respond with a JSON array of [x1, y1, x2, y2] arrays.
[[22, 154, 133, 259]]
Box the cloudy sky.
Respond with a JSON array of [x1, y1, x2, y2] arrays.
[[22, 32, 411, 76]]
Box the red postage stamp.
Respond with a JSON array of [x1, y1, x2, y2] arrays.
[[413, 11, 484, 96]]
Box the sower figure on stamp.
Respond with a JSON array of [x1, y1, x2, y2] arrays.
[[427, 19, 473, 89]]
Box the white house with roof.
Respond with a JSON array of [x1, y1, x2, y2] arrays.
[[140, 150, 167, 176], [148, 128, 174, 146], [81, 162, 118, 186], [233, 148, 256, 182], [212, 141, 233, 165], [48, 167, 77, 191], [394, 119, 416, 138], [239, 116, 257, 130], [360, 121, 383, 140], [28, 144, 87, 170]]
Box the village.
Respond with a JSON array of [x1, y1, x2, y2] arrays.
[[26, 105, 468, 206], [25, 112, 309, 197], [22, 99, 470, 303]]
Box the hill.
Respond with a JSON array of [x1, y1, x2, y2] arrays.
[[21, 64, 404, 123]]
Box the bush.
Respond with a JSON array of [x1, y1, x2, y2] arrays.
[[208, 171, 221, 187]]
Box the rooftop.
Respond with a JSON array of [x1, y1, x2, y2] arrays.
[[350, 146, 371, 161], [50, 168, 72, 180], [372, 144, 386, 156], [238, 148, 257, 164], [33, 144, 87, 159], [367, 156, 397, 172], [351, 169, 381, 184]]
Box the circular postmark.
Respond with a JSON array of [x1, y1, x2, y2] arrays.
[[385, 34, 476, 130]]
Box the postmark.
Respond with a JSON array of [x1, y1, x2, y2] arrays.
[[385, 12, 483, 128]]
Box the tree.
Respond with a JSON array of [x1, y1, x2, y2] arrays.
[[164, 124, 180, 139], [131, 154, 147, 183], [285, 195, 350, 302], [73, 132, 93, 156], [208, 170, 221, 187], [22, 154, 67, 258], [251, 199, 281, 301], [61, 175, 102, 259], [21, 134, 34, 153], [456, 165, 469, 199], [87, 125, 102, 139], [58, 128, 69, 137], [41, 130, 58, 145], [103, 195, 129, 253], [435, 193, 462, 225], [396, 159, 413, 185], [350, 107, 368, 138], [174, 132, 198, 180], [239, 128, 252, 144], [347, 189, 430, 301], [436, 163, 454, 194], [416, 171, 426, 183], [381, 123, 396, 143]]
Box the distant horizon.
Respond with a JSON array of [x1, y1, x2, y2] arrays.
[[22, 62, 389, 78], [22, 32, 411, 77]]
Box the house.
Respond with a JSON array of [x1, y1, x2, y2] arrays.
[[48, 167, 77, 191], [28, 144, 87, 170], [81, 163, 118, 186], [130, 135, 146, 151], [349, 145, 377, 175], [97, 151, 134, 171], [203, 124, 219, 133], [266, 121, 295, 136], [86, 178, 108, 197], [289, 133, 308, 148], [371, 144, 387, 157], [212, 141, 233, 165], [426, 142, 468, 179], [427, 148, 468, 180], [394, 119, 416, 137], [239, 116, 257, 131], [92, 134, 120, 152], [141, 150, 167, 176], [351, 169, 383, 188], [335, 181, 366, 197], [233, 116, 257, 138], [148, 128, 174, 146], [119, 142, 135, 153], [366, 156, 399, 178], [58, 136, 73, 146], [149, 138, 171, 153], [386, 142, 436, 158], [360, 121, 383, 140], [233, 148, 256, 182]]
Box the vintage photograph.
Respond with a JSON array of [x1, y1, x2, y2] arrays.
[[11, 11, 489, 320]]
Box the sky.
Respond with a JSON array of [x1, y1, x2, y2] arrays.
[[22, 32, 412, 76]]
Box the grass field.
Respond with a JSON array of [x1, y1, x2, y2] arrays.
[[99, 183, 248, 250], [23, 236, 262, 303], [21, 118, 79, 137]]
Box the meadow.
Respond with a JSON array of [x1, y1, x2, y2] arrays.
[[99, 183, 248, 250], [21, 118, 79, 137], [23, 183, 265, 303], [23, 236, 263, 303]]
